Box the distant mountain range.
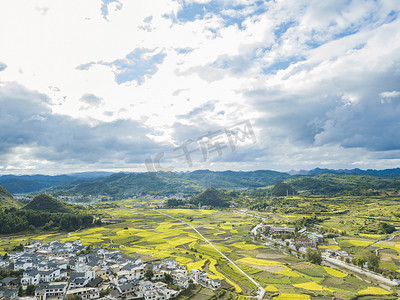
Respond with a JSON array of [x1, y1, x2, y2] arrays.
[[1, 168, 400, 196], [0, 172, 113, 194], [290, 167, 400, 177], [55, 170, 291, 197]]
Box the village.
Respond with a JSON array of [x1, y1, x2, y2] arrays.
[[253, 223, 352, 261], [0, 240, 221, 300]]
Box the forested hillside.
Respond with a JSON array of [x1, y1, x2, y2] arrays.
[[0, 193, 93, 234], [23, 193, 77, 213], [190, 187, 237, 207], [0, 185, 22, 209], [288, 173, 400, 195]]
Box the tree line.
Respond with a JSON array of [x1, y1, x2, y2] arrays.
[[0, 207, 93, 234]]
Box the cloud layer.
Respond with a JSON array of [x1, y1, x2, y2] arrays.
[[0, 0, 399, 174]]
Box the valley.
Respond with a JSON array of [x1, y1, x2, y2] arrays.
[[2, 195, 400, 299], [1, 170, 400, 299]]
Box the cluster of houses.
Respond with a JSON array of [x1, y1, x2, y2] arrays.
[[0, 239, 221, 300], [261, 224, 325, 247], [255, 224, 352, 261]]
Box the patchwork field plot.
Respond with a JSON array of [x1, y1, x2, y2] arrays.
[[357, 286, 392, 295]]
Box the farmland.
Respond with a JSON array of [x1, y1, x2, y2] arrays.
[[2, 196, 400, 299]]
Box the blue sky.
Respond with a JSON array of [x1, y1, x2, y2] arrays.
[[0, 0, 399, 174]]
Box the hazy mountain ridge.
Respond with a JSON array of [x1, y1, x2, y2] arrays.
[[0, 172, 115, 194], [56, 170, 292, 197], [291, 167, 400, 177], [1, 168, 400, 197]]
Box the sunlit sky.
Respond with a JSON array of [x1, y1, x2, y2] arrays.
[[0, 0, 400, 174]]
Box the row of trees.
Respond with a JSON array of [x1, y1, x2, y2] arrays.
[[165, 198, 186, 207], [352, 250, 380, 271]]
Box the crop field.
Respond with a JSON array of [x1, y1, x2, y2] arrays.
[[2, 198, 399, 299], [357, 286, 392, 295], [323, 266, 347, 278]]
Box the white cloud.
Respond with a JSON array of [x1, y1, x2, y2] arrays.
[[0, 0, 399, 173], [381, 91, 400, 98]]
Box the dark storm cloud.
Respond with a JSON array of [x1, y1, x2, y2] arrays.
[[0, 82, 166, 165], [247, 54, 400, 154]]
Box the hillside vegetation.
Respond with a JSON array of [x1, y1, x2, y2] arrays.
[[0, 185, 21, 209], [271, 182, 296, 196], [288, 173, 400, 195], [23, 193, 75, 213], [0, 193, 93, 234], [190, 187, 237, 207]]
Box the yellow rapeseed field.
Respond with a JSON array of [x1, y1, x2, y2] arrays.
[[357, 287, 391, 295], [323, 266, 347, 278]]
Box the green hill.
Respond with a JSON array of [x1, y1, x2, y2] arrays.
[[271, 182, 296, 196], [0, 185, 21, 209], [190, 187, 236, 208], [23, 193, 73, 213]]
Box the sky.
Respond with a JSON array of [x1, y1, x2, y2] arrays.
[[0, 0, 400, 175]]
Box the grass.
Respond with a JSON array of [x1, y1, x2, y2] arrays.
[[348, 240, 374, 247], [273, 293, 311, 299], [293, 265, 328, 278]]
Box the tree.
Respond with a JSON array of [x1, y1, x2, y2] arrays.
[[163, 273, 173, 284], [166, 198, 185, 207], [26, 285, 36, 296], [378, 222, 395, 234], [305, 248, 322, 264], [100, 288, 111, 297], [145, 268, 154, 280], [18, 286, 24, 297], [2, 253, 7, 260], [355, 250, 380, 271]]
